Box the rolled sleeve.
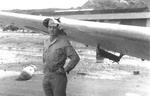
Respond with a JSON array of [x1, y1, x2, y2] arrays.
[[64, 46, 80, 73]]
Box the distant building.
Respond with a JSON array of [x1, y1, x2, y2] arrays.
[[8, 6, 150, 27], [52, 8, 150, 27]]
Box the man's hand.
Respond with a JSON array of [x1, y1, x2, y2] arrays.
[[56, 68, 66, 74]]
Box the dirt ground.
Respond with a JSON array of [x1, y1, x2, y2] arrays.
[[0, 30, 150, 96]]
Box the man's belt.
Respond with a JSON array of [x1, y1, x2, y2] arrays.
[[48, 67, 65, 73]]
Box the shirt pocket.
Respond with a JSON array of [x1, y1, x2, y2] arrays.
[[53, 48, 66, 61]]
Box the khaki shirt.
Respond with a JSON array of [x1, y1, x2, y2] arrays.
[[43, 36, 80, 74]]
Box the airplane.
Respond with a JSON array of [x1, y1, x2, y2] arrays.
[[0, 11, 150, 62]]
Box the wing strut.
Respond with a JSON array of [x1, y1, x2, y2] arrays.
[[96, 44, 124, 63]]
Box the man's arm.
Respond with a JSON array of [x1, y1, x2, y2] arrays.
[[64, 46, 80, 73]]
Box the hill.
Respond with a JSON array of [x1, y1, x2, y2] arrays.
[[81, 0, 148, 10]]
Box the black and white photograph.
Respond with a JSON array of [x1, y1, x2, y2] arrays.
[[0, 0, 150, 96]]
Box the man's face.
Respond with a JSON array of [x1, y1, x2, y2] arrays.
[[48, 26, 58, 36]]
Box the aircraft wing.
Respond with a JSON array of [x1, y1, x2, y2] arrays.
[[0, 11, 150, 60], [0, 11, 48, 34]]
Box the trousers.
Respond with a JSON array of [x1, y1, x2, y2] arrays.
[[43, 72, 67, 96]]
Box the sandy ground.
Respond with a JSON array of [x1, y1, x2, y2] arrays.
[[0, 31, 150, 96]]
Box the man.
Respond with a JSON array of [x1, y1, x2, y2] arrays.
[[42, 18, 80, 96]]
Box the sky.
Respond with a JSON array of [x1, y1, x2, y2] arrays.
[[0, 0, 88, 10]]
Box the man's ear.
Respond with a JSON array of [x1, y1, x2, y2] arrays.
[[57, 24, 63, 30]]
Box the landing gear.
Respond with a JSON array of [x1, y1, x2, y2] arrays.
[[96, 44, 124, 63], [96, 45, 104, 63]]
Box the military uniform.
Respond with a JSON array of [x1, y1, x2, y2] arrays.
[[43, 35, 80, 96]]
